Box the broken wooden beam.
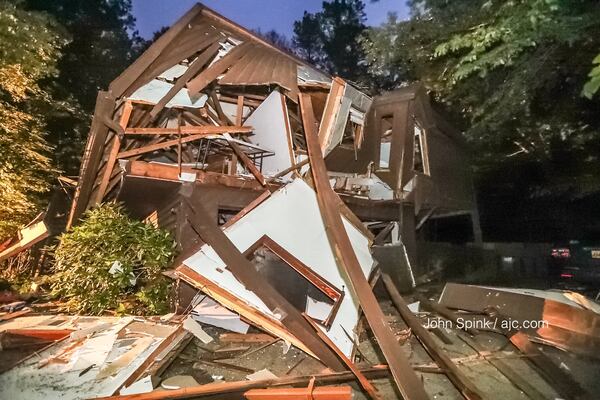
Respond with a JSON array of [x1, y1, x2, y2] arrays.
[[117, 134, 213, 159], [265, 158, 310, 183], [456, 334, 547, 400], [125, 161, 265, 191], [108, 4, 204, 97], [193, 359, 254, 374], [244, 386, 353, 400], [95, 100, 133, 204], [303, 314, 381, 399], [123, 126, 252, 135], [149, 41, 222, 119], [299, 92, 429, 400], [219, 333, 276, 343], [186, 42, 253, 96], [225, 136, 267, 186], [381, 273, 485, 400], [94, 366, 390, 400]]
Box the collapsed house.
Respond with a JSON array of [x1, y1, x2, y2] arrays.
[[31, 2, 487, 399], [10, 3, 583, 400]]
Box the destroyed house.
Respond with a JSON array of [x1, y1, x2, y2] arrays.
[[66, 5, 478, 251], [66, 5, 373, 230], [326, 84, 481, 269], [60, 4, 479, 397]]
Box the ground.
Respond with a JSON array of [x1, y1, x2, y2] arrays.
[[158, 281, 600, 399]]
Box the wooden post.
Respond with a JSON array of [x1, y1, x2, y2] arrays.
[[94, 100, 133, 205]]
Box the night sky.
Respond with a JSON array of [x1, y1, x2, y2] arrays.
[[131, 0, 410, 39]]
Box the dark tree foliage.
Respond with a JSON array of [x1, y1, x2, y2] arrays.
[[253, 28, 293, 52], [23, 0, 145, 174], [293, 0, 369, 84], [364, 0, 600, 241], [0, 3, 67, 239], [293, 12, 322, 65]]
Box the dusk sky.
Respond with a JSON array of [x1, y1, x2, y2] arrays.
[[131, 0, 410, 39]]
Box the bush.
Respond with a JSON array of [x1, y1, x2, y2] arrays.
[[51, 203, 176, 315]]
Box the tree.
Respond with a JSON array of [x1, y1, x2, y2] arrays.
[[293, 0, 369, 84], [293, 12, 323, 65], [254, 28, 293, 52], [257, 29, 292, 51], [23, 0, 144, 174], [583, 53, 600, 98], [363, 0, 600, 240], [0, 3, 68, 239]]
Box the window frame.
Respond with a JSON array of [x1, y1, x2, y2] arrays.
[[243, 235, 345, 328]]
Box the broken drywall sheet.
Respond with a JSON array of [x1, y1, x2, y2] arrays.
[[183, 316, 214, 344], [183, 178, 375, 357], [119, 375, 156, 395], [0, 318, 177, 400], [244, 90, 294, 177], [191, 296, 250, 334]]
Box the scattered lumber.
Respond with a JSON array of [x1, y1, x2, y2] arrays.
[[382, 273, 486, 400], [94, 366, 390, 400]]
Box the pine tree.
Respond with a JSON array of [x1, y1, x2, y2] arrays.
[[293, 1, 369, 84]]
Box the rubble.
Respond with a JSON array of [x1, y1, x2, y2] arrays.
[[2, 3, 600, 400]]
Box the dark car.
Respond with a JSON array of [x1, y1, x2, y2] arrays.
[[549, 240, 600, 287]]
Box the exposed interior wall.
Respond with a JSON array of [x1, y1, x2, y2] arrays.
[[244, 90, 294, 177]]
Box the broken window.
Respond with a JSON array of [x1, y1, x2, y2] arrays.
[[340, 108, 365, 151], [379, 116, 393, 169], [243, 235, 344, 328], [413, 120, 430, 175]]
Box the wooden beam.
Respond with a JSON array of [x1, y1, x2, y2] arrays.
[[456, 334, 546, 400], [187, 42, 253, 96], [67, 91, 116, 228], [116, 327, 187, 392], [124, 126, 252, 135], [226, 137, 267, 186], [318, 77, 346, 153], [108, 4, 203, 98], [149, 41, 222, 119], [244, 386, 353, 400], [221, 190, 271, 229], [209, 90, 234, 125], [179, 198, 344, 370], [117, 134, 211, 159], [303, 315, 381, 399], [299, 92, 429, 400], [265, 158, 309, 183], [382, 274, 485, 400], [94, 366, 390, 400], [124, 161, 266, 191], [176, 265, 314, 358], [230, 95, 244, 174], [219, 333, 275, 343], [94, 101, 133, 204], [510, 331, 588, 400], [236, 95, 245, 125]]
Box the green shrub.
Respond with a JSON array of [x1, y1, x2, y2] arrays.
[[51, 203, 176, 315]]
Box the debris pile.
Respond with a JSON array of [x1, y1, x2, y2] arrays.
[[2, 3, 599, 400]]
